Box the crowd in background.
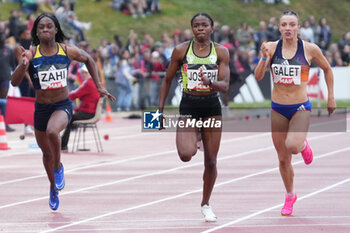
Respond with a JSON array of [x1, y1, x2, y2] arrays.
[[0, 0, 349, 115]]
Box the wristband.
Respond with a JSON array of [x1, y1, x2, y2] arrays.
[[261, 57, 267, 61], [208, 78, 214, 86]]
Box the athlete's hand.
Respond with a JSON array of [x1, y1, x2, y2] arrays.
[[159, 115, 166, 130], [200, 68, 209, 85], [98, 86, 116, 102], [327, 97, 336, 115], [19, 46, 32, 68], [260, 42, 269, 60]]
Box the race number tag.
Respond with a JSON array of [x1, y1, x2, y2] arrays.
[[38, 67, 68, 89], [271, 64, 301, 85], [186, 67, 218, 90]]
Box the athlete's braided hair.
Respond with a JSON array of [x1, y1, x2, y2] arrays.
[[31, 13, 67, 46], [191, 13, 214, 27]]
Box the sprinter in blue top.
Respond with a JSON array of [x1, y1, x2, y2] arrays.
[[11, 13, 115, 211], [255, 10, 336, 216]]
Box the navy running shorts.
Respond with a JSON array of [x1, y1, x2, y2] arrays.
[[179, 92, 222, 120], [34, 98, 73, 131]]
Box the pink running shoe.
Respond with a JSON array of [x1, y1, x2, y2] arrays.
[[301, 139, 313, 165], [281, 193, 297, 216]]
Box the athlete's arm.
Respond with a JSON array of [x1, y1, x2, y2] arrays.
[[307, 42, 336, 114], [158, 43, 187, 113], [254, 41, 275, 81], [11, 46, 33, 86], [67, 45, 115, 101], [201, 44, 229, 92]]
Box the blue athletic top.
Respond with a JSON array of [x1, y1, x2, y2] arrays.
[[28, 43, 70, 90], [270, 39, 310, 85]]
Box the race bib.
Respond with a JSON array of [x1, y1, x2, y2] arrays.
[[186, 66, 218, 90], [38, 67, 68, 89], [271, 64, 301, 85]]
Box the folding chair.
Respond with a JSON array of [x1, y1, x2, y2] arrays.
[[71, 96, 106, 152]]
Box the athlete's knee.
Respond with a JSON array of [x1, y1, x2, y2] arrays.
[[278, 155, 291, 167], [178, 148, 196, 162], [204, 157, 217, 171], [42, 152, 53, 160], [179, 155, 192, 162], [285, 138, 301, 154], [46, 128, 59, 140]]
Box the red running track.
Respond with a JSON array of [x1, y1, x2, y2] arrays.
[[0, 113, 350, 233]]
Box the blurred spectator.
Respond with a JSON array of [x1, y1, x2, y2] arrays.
[[182, 29, 193, 42], [137, 47, 152, 109], [110, 0, 126, 11], [266, 17, 280, 41], [236, 22, 254, 50], [338, 32, 350, 53], [141, 33, 154, 50], [39, 0, 56, 14], [0, 32, 16, 131], [8, 10, 26, 42], [221, 47, 241, 109], [114, 34, 124, 49], [254, 20, 268, 54], [61, 64, 100, 152], [217, 25, 230, 44], [300, 19, 314, 43], [126, 29, 140, 55], [308, 15, 319, 44], [115, 49, 136, 111], [211, 21, 221, 42], [145, 0, 161, 14], [149, 50, 165, 106], [317, 17, 332, 52], [126, 0, 146, 18], [21, 0, 39, 14], [341, 44, 350, 66], [26, 13, 36, 31], [56, 0, 90, 41]]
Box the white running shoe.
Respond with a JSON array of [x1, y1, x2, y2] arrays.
[[201, 204, 217, 222], [24, 125, 34, 135]]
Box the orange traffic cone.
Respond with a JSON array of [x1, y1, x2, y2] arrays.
[[104, 101, 113, 122], [0, 115, 10, 150]]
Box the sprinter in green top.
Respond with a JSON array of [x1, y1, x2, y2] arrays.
[[158, 13, 229, 222]]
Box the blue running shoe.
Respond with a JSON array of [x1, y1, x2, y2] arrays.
[[54, 163, 65, 191], [49, 188, 59, 210]]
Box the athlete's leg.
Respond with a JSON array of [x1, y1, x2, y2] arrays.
[[176, 117, 198, 162], [200, 115, 221, 206], [271, 110, 294, 193], [285, 111, 311, 154], [35, 129, 55, 190], [46, 110, 69, 169]]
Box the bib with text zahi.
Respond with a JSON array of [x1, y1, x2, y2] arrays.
[[38, 65, 68, 89]]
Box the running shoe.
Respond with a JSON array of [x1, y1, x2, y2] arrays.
[[197, 130, 203, 151], [54, 163, 65, 191], [201, 204, 217, 222], [281, 193, 297, 216], [301, 139, 313, 165], [49, 187, 59, 211]]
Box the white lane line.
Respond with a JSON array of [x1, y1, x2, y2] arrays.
[[0, 146, 272, 210], [38, 146, 350, 233], [0, 133, 270, 186], [201, 176, 350, 233], [0, 133, 346, 210]]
